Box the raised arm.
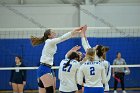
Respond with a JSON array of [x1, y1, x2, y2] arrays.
[[65, 45, 81, 58], [50, 26, 83, 45], [81, 25, 91, 52]]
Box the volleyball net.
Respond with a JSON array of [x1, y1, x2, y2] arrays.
[[0, 27, 140, 90]]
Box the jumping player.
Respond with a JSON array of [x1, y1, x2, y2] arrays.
[[31, 27, 83, 93]]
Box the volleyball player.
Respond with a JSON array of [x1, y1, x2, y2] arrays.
[[59, 52, 80, 93], [65, 45, 83, 93], [9, 56, 26, 93], [96, 46, 111, 92], [77, 48, 107, 93], [80, 25, 111, 92], [30, 27, 83, 93]]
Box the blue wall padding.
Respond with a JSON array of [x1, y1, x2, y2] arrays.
[[0, 37, 140, 90]]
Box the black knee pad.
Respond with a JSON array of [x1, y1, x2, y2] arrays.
[[38, 79, 44, 88], [45, 86, 53, 93]]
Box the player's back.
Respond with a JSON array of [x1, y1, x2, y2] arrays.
[[81, 61, 106, 87], [59, 59, 80, 92]]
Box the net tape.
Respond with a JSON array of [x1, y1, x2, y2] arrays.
[[0, 65, 140, 70]]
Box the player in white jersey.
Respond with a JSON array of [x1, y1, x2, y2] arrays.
[[65, 45, 83, 93], [101, 53, 111, 92], [77, 48, 107, 93], [30, 27, 83, 93], [59, 52, 80, 93], [80, 25, 111, 92]]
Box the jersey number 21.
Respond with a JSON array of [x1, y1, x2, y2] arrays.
[[62, 63, 72, 72]]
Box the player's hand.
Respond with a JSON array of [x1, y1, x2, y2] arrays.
[[80, 25, 87, 37], [23, 81, 26, 85], [9, 82, 12, 86], [74, 26, 84, 32], [81, 25, 87, 32], [71, 45, 81, 51]]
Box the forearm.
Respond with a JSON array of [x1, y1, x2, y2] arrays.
[[58, 31, 73, 43], [81, 37, 91, 52], [65, 49, 74, 58]]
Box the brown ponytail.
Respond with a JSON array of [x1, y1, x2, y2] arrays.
[[30, 29, 51, 46], [64, 52, 79, 68], [96, 45, 109, 59]]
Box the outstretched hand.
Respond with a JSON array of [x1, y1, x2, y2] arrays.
[[81, 25, 87, 37], [72, 25, 87, 36], [74, 26, 83, 32], [71, 45, 81, 52]]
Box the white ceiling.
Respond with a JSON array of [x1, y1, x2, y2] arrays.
[[0, 0, 140, 4]]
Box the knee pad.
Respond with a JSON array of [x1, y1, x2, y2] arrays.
[[38, 79, 44, 88], [45, 86, 53, 93]]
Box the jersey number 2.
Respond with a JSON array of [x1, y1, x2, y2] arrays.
[[90, 67, 95, 75], [62, 63, 72, 72]]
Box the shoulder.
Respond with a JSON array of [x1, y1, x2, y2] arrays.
[[103, 60, 110, 65], [45, 39, 51, 42], [71, 60, 78, 63], [60, 59, 68, 64], [71, 60, 80, 65], [80, 62, 87, 68]]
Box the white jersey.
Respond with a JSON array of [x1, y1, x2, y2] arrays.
[[81, 37, 111, 91], [81, 37, 111, 81], [102, 60, 111, 82], [59, 59, 80, 92], [40, 31, 72, 65], [77, 61, 107, 87]]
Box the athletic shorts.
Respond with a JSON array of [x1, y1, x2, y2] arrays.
[[11, 78, 24, 84], [84, 87, 104, 93], [37, 64, 52, 78]]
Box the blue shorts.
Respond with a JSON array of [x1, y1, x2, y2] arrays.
[[77, 84, 82, 90], [84, 87, 104, 93], [37, 64, 52, 78]]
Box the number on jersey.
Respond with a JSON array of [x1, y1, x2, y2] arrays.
[[62, 63, 72, 72], [90, 67, 95, 75]]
